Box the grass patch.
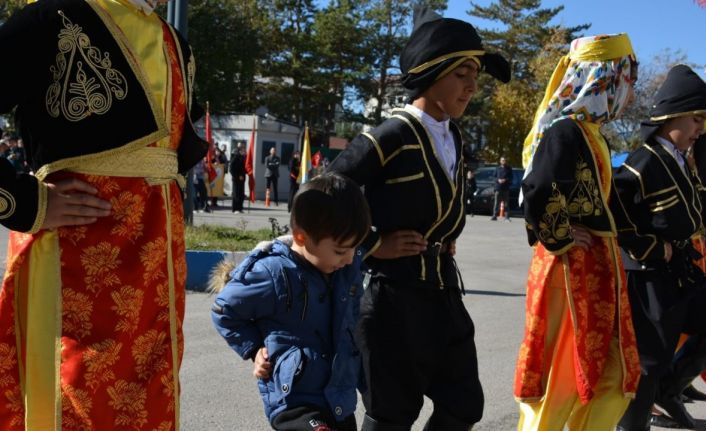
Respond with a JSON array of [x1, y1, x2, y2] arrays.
[[185, 224, 273, 251]]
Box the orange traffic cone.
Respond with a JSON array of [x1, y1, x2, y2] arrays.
[[499, 200, 506, 219], [265, 188, 271, 207]]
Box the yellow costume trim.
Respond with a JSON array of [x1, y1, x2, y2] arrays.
[[363, 235, 382, 261], [67, 144, 178, 183], [650, 110, 706, 122], [362, 132, 385, 166], [650, 200, 679, 213], [648, 196, 679, 209], [523, 34, 634, 168], [164, 185, 181, 430], [407, 50, 484, 74], [24, 231, 62, 431], [434, 56, 481, 82], [644, 185, 677, 199], [385, 172, 425, 184], [383, 145, 420, 166], [28, 182, 48, 234], [622, 164, 647, 198]]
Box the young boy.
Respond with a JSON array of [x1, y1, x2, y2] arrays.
[[328, 6, 510, 431], [211, 172, 371, 431]]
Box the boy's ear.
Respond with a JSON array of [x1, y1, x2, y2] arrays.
[[292, 228, 307, 246]]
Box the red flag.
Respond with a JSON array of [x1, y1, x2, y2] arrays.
[[312, 150, 322, 168], [205, 102, 217, 182], [245, 117, 256, 202]]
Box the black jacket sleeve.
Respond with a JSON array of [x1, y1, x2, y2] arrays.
[[0, 158, 46, 233], [522, 119, 581, 254]]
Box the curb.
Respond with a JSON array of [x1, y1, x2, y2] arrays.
[[185, 250, 248, 292]]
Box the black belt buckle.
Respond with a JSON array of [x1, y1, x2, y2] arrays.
[[425, 241, 443, 258]]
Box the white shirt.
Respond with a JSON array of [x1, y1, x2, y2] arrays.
[[655, 135, 686, 174], [405, 104, 457, 178]]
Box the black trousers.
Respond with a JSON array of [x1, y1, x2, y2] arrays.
[[356, 277, 484, 428], [272, 405, 356, 431], [266, 176, 279, 203], [288, 180, 299, 212], [232, 177, 245, 211], [619, 268, 706, 430]]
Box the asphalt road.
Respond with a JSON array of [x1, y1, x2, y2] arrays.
[[3, 201, 706, 430]]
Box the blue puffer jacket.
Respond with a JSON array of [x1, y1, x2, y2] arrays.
[[211, 240, 364, 424]]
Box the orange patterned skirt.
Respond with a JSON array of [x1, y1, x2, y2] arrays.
[[0, 172, 186, 430]]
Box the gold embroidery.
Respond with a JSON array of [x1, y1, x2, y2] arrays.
[[82, 339, 122, 391], [62, 289, 93, 340], [567, 157, 603, 217], [0, 187, 17, 220], [80, 242, 122, 293], [140, 238, 167, 283], [111, 286, 144, 334], [131, 330, 168, 380], [46, 11, 128, 121], [62, 384, 93, 431], [106, 380, 148, 429], [538, 183, 571, 244]]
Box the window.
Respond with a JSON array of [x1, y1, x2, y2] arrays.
[[261, 141, 276, 164]]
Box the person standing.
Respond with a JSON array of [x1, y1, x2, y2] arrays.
[[329, 7, 510, 430], [490, 156, 512, 221], [613, 65, 706, 431], [265, 146, 281, 205], [230, 142, 246, 213], [0, 0, 208, 428], [515, 33, 641, 430], [465, 169, 477, 216], [288, 150, 301, 212]]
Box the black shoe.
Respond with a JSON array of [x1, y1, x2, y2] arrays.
[[490, 216, 497, 221], [650, 413, 686, 428], [683, 384, 706, 401], [656, 396, 697, 429]]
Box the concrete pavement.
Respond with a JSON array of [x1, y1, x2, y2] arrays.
[[3, 203, 706, 429]]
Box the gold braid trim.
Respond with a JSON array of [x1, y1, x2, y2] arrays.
[[28, 181, 49, 234], [538, 182, 571, 245], [65, 146, 179, 183], [567, 156, 603, 218]]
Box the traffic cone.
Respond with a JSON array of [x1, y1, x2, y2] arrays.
[[499, 200, 506, 219], [265, 188, 271, 207]]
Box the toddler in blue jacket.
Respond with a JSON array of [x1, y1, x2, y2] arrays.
[[211, 172, 371, 431]]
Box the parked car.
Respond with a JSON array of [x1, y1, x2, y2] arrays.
[[470, 166, 525, 216]]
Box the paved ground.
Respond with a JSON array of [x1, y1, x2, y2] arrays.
[[3, 201, 706, 430]]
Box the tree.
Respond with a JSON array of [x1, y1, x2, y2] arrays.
[[464, 0, 589, 164], [604, 49, 693, 152], [0, 0, 23, 25]]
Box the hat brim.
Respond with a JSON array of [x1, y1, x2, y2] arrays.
[[482, 53, 511, 83]]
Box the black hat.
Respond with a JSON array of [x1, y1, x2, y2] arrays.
[[400, 6, 511, 100], [640, 64, 706, 140]]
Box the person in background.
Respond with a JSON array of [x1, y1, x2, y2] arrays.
[[288, 150, 301, 213], [265, 146, 281, 205], [465, 169, 477, 216], [230, 142, 246, 213], [490, 156, 511, 221]]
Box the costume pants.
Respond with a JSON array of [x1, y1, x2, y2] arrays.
[[356, 277, 483, 429], [266, 176, 279, 203], [517, 273, 629, 431]]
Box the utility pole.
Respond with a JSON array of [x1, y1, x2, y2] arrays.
[[167, 0, 194, 224]]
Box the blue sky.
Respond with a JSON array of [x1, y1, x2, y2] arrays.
[[445, 0, 706, 74]]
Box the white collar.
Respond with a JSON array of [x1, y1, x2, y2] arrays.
[[405, 104, 450, 133]]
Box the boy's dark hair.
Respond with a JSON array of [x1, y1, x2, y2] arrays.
[[290, 172, 370, 245]]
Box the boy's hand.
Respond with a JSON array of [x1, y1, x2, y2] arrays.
[[570, 225, 593, 250], [253, 347, 272, 379], [372, 230, 427, 259]]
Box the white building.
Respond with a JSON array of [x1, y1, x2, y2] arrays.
[[194, 114, 303, 202]]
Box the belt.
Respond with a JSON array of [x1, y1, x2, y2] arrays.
[[422, 241, 451, 257]]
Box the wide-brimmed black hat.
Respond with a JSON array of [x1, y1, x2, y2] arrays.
[[400, 7, 511, 99], [640, 64, 706, 140]]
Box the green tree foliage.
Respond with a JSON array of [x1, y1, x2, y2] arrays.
[[465, 0, 589, 165], [0, 0, 23, 25]]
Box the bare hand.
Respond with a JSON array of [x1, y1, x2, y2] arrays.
[[686, 146, 697, 171], [570, 225, 593, 250], [42, 179, 111, 230], [448, 240, 456, 256], [253, 347, 271, 379], [664, 242, 673, 262], [372, 230, 427, 259]]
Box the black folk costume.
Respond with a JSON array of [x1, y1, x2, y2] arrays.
[[328, 7, 509, 431], [0, 0, 207, 429], [613, 65, 706, 431]]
